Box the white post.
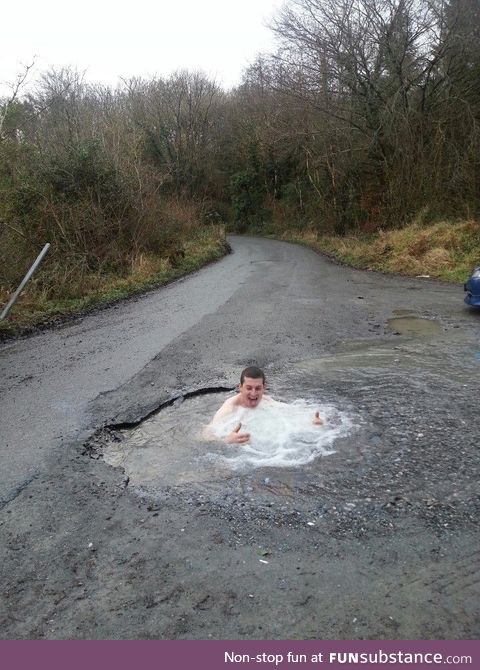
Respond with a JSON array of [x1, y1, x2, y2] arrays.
[[0, 243, 51, 321]]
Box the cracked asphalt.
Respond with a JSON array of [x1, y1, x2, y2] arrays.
[[1, 236, 479, 639]]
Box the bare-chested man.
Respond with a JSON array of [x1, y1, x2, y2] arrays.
[[207, 366, 323, 444]]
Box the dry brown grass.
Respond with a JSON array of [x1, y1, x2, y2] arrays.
[[161, 199, 199, 233], [279, 218, 479, 282], [422, 247, 453, 269], [0, 225, 227, 336]]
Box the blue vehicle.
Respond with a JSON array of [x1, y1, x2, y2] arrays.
[[464, 267, 480, 307]]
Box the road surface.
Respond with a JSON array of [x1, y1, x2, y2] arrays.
[[1, 236, 479, 639]]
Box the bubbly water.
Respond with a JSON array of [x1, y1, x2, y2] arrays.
[[206, 398, 353, 471], [102, 393, 355, 488]]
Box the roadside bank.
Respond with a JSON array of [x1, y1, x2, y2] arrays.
[[0, 226, 228, 339], [273, 219, 478, 285]]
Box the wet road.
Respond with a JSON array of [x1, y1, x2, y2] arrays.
[[1, 236, 479, 639], [0, 238, 264, 503]]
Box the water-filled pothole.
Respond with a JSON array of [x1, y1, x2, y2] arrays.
[[387, 316, 441, 336], [102, 391, 354, 490]]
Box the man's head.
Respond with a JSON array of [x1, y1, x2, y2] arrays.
[[239, 366, 266, 408]]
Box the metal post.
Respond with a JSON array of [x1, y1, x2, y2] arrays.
[[0, 243, 51, 321]]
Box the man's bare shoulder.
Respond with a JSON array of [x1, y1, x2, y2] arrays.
[[211, 394, 241, 423], [221, 394, 242, 411]]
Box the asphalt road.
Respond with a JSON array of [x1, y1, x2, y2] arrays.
[[1, 236, 479, 639], [0, 238, 262, 503]]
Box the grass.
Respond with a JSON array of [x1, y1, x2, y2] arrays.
[[277, 218, 479, 283], [0, 225, 228, 338], [3, 216, 477, 339]]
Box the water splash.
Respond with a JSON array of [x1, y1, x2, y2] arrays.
[[206, 399, 354, 470], [102, 392, 356, 489]]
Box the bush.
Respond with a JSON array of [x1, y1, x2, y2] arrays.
[[230, 169, 265, 230]]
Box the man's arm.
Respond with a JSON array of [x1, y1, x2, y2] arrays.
[[203, 396, 251, 444], [203, 419, 250, 444], [201, 398, 234, 440]]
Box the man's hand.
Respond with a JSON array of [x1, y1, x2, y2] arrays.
[[225, 422, 250, 444], [312, 411, 324, 426]]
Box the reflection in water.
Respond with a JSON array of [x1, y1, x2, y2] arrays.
[[103, 393, 354, 488]]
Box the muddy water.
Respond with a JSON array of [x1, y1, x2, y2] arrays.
[[387, 315, 442, 336], [103, 394, 231, 487], [103, 393, 355, 489]]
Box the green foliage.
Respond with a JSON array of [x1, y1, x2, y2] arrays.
[[230, 169, 265, 231], [4, 141, 134, 276], [44, 141, 124, 207], [280, 182, 300, 204], [10, 180, 42, 217]]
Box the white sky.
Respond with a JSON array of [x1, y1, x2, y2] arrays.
[[0, 0, 285, 95]]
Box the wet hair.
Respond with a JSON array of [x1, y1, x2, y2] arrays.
[[240, 366, 266, 385]]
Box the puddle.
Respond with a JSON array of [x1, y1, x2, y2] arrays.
[[103, 394, 230, 488], [387, 316, 441, 336], [99, 332, 477, 499], [291, 332, 477, 385], [102, 392, 354, 489], [295, 349, 396, 371]]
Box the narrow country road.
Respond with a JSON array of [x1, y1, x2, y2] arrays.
[[0, 237, 264, 503], [1, 236, 479, 639]]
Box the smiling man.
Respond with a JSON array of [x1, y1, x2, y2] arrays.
[[208, 366, 323, 444]]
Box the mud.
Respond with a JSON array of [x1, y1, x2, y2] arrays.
[[1, 236, 479, 639]]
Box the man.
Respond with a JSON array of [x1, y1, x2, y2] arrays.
[[207, 366, 323, 444]]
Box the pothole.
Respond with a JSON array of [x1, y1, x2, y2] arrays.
[[101, 391, 354, 491], [86, 335, 477, 513], [103, 393, 234, 488], [387, 316, 442, 336]]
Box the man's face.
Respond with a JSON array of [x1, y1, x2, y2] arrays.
[[239, 377, 265, 408]]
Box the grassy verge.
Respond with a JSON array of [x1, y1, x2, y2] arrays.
[[276, 219, 479, 283], [0, 226, 228, 339]]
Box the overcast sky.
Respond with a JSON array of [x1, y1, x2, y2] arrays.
[[1, 0, 285, 95]]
